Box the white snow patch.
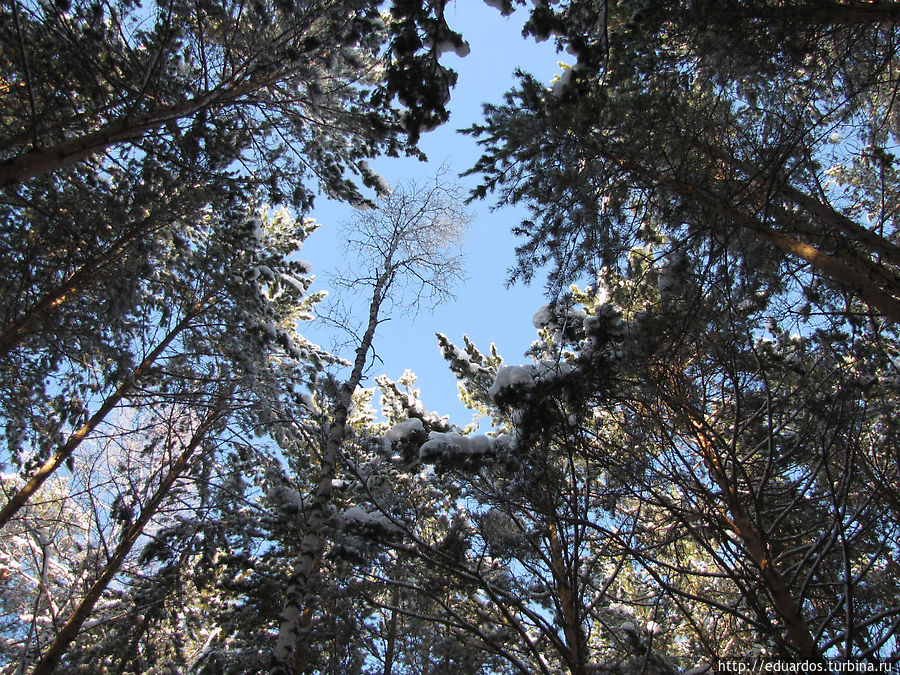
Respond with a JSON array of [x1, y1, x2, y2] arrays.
[[439, 338, 482, 375], [440, 40, 471, 58], [253, 265, 275, 281], [250, 321, 278, 339], [419, 431, 498, 463], [551, 66, 572, 97], [358, 160, 392, 196], [280, 273, 309, 292], [271, 486, 308, 512], [488, 360, 575, 401], [382, 418, 425, 453], [583, 314, 601, 335], [564, 307, 586, 324], [532, 305, 553, 329], [534, 359, 574, 381], [249, 216, 264, 241], [489, 365, 536, 399], [338, 506, 399, 533]]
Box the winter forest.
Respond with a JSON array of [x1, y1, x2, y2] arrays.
[[3, 0, 900, 672]]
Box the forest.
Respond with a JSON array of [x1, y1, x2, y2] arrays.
[[2, 0, 900, 672]]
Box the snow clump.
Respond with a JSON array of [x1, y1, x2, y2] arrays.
[[358, 160, 392, 196], [488, 360, 575, 402], [336, 506, 400, 535], [419, 432, 491, 462], [551, 65, 573, 98], [418, 431, 515, 464], [381, 418, 425, 454], [483, 0, 513, 15], [438, 336, 484, 375], [435, 39, 471, 58], [532, 305, 553, 329], [269, 486, 308, 515]]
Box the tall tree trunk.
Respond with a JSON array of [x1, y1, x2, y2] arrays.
[[31, 385, 233, 674], [675, 397, 824, 662], [272, 276, 388, 674], [654, 169, 900, 322], [0, 301, 204, 528], [547, 523, 588, 675], [619, 141, 900, 321], [0, 215, 167, 359], [0, 83, 254, 186], [382, 584, 401, 675]]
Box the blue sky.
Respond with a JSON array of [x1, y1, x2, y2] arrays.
[[302, 3, 563, 427]]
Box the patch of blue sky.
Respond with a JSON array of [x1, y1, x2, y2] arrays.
[[301, 2, 565, 428]]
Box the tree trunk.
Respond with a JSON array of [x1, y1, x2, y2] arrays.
[[757, 224, 900, 322], [383, 584, 401, 675], [547, 523, 588, 675], [653, 169, 900, 322], [677, 399, 824, 662], [272, 276, 388, 674], [0, 82, 255, 186], [0, 302, 204, 528], [0, 215, 167, 359], [31, 386, 232, 674]]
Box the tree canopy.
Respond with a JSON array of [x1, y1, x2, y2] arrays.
[[3, 0, 900, 673]]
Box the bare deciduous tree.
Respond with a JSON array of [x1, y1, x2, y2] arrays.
[[273, 174, 469, 674]]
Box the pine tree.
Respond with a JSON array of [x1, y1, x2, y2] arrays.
[[428, 248, 900, 667], [468, 0, 900, 323], [1, 2, 475, 666], [0, 200, 335, 671], [0, 0, 471, 530], [0, 0, 465, 190]]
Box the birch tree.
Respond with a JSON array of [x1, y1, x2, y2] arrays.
[[272, 177, 469, 673]]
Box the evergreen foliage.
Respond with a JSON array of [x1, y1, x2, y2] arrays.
[[3, 0, 900, 673]]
